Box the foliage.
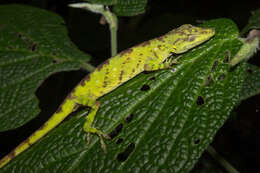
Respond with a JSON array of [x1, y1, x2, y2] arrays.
[[0, 3, 260, 173]]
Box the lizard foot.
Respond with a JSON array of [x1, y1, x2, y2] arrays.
[[85, 127, 111, 154]]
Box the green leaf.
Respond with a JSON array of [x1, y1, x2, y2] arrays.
[[240, 63, 260, 101], [86, 0, 118, 5], [113, 0, 147, 16], [241, 8, 260, 34], [86, 0, 148, 16], [0, 4, 92, 131], [1, 18, 246, 172]]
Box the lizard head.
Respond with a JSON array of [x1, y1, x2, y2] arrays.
[[167, 24, 215, 54]]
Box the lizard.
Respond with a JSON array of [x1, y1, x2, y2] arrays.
[[0, 24, 215, 168]]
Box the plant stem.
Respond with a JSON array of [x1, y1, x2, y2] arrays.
[[103, 9, 118, 56], [68, 3, 118, 56], [110, 21, 118, 56], [83, 63, 96, 72], [207, 146, 240, 173], [230, 29, 260, 66]]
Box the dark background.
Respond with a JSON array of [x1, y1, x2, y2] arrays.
[[0, 0, 260, 172]]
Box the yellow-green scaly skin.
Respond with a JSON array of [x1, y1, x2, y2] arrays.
[[0, 24, 215, 168]]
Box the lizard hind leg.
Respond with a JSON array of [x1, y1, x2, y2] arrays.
[[83, 100, 111, 153]]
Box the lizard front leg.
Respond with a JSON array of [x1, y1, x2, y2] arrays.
[[144, 56, 178, 71]]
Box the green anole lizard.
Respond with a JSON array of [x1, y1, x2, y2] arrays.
[[0, 24, 215, 168]]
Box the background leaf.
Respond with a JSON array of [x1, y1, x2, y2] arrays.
[[86, 0, 148, 16], [238, 7, 260, 101], [241, 8, 260, 34], [240, 63, 260, 101], [0, 4, 92, 131], [1, 18, 246, 172]]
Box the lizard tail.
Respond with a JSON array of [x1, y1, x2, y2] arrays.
[[0, 98, 78, 168]]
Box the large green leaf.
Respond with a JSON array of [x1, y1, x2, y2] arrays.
[[86, 0, 148, 16], [0, 4, 92, 131], [1, 18, 246, 172]]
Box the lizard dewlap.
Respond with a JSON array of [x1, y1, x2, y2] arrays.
[[0, 24, 215, 168]]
